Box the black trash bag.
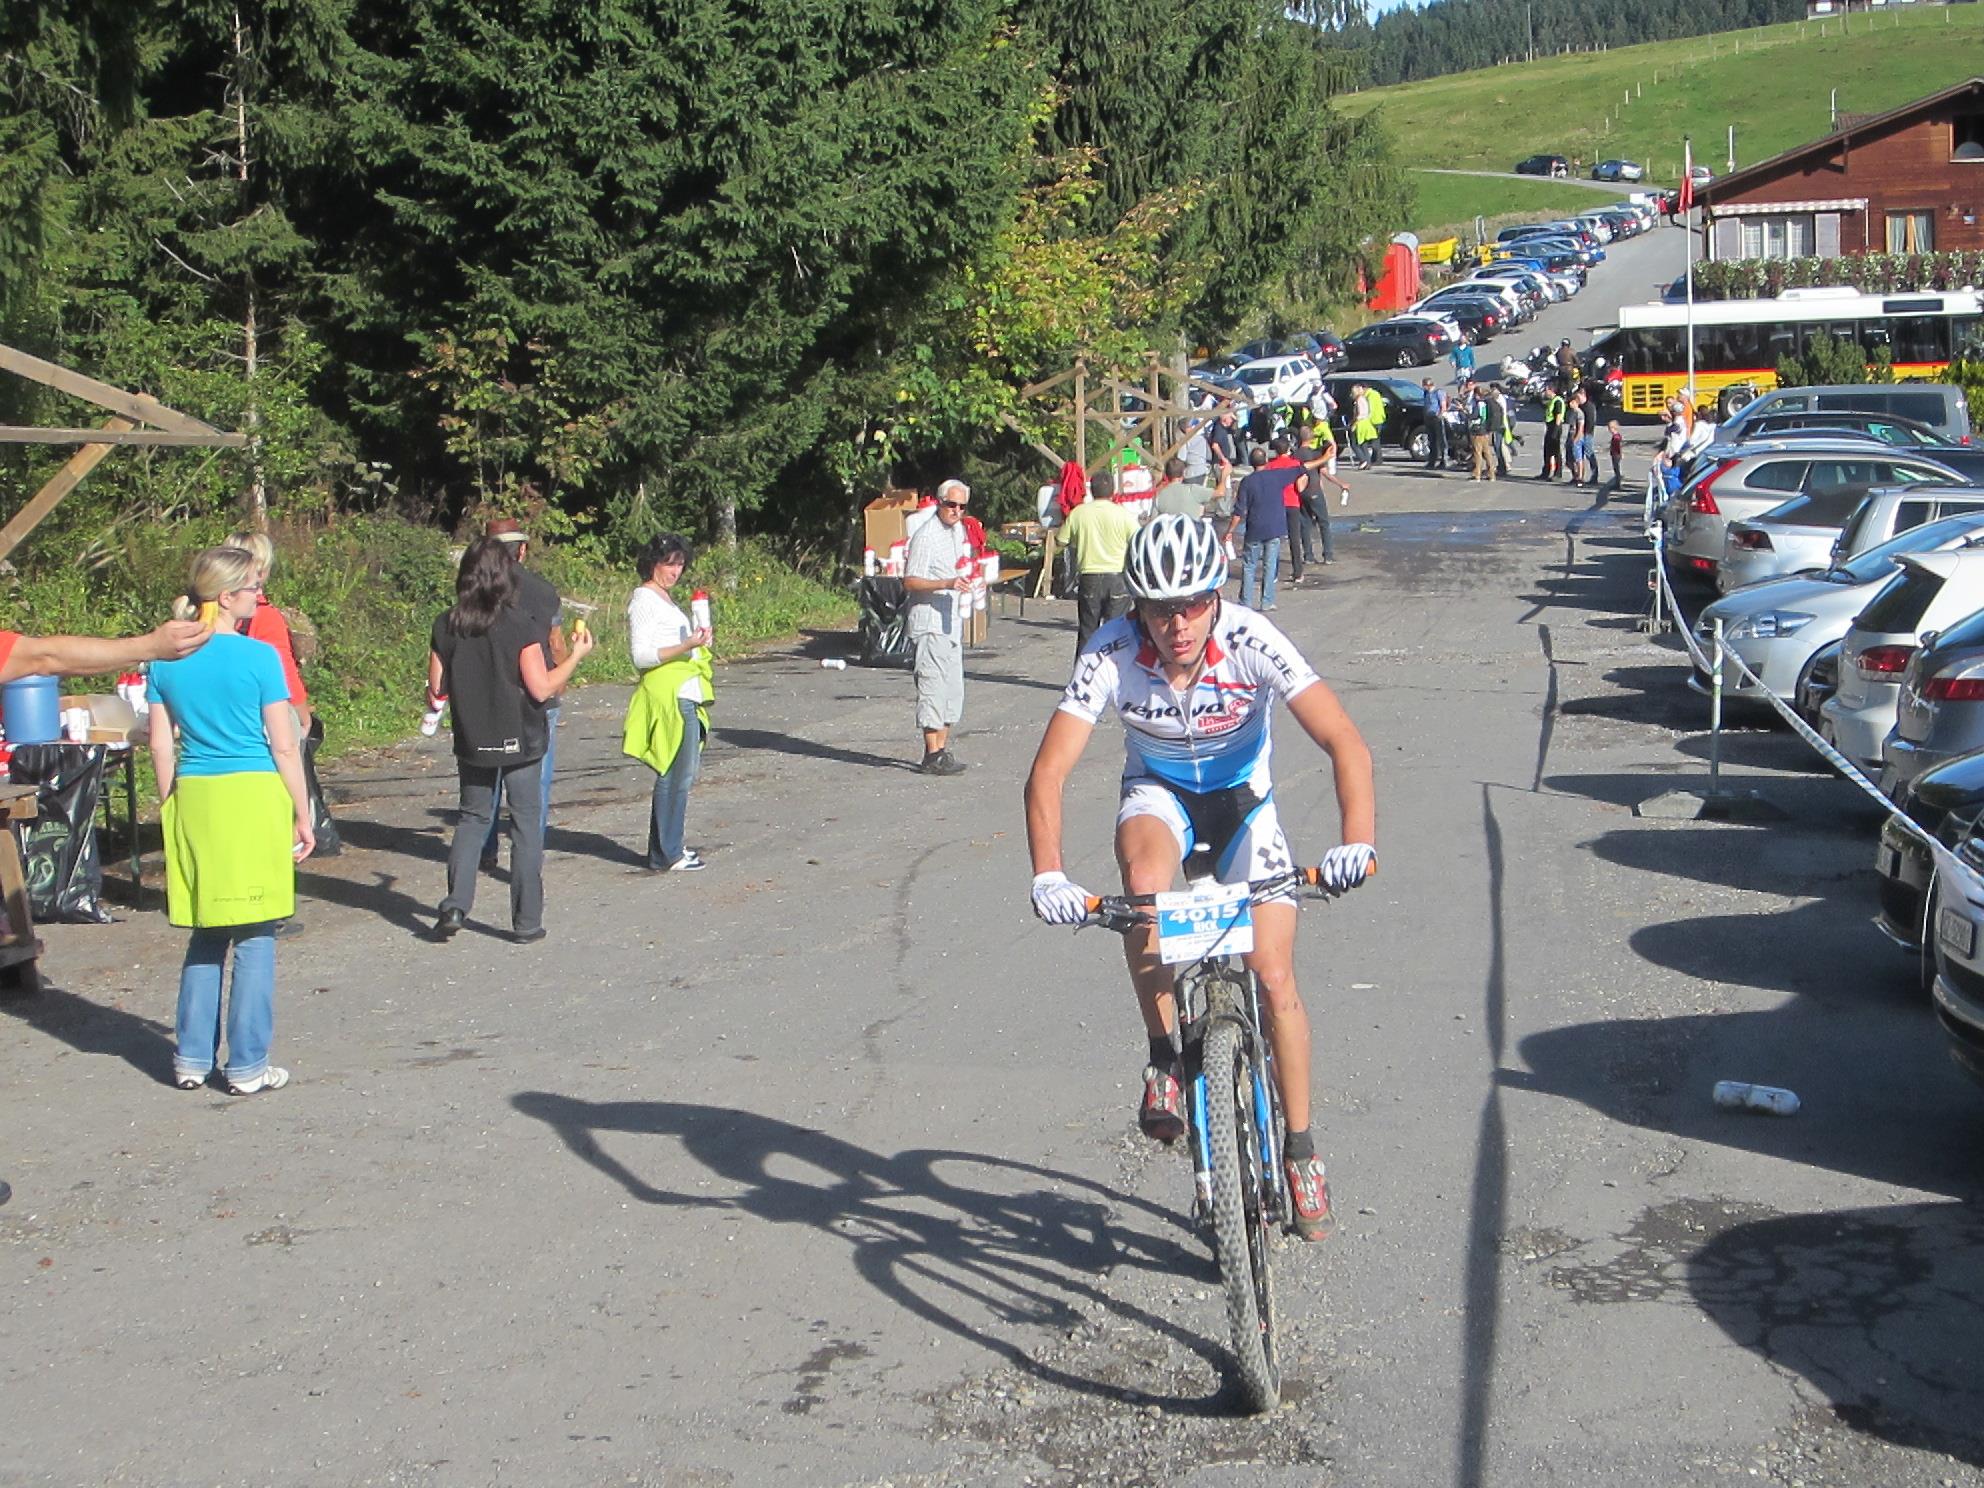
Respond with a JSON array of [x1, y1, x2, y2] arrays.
[[856, 576, 913, 669], [301, 715, 342, 857], [1052, 541, 1079, 601], [7, 743, 112, 925]]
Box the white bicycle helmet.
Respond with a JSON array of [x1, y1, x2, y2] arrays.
[[1125, 514, 1226, 600]]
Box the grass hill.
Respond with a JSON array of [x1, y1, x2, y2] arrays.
[[1340, 5, 1984, 238]]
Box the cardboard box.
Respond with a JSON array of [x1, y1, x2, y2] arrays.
[[58, 693, 143, 746], [863, 491, 922, 552]]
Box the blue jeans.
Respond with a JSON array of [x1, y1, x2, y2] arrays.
[[484, 702, 558, 856], [646, 700, 705, 869], [1241, 539, 1281, 609], [174, 923, 277, 1085]]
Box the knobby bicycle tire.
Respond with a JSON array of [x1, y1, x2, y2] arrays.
[[1203, 1014, 1281, 1412]]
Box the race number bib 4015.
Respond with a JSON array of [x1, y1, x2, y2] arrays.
[[1153, 882, 1254, 965]]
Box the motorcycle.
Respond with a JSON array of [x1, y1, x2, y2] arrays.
[[1495, 346, 1556, 405]]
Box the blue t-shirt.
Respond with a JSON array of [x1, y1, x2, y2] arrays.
[[147, 632, 287, 776], [1234, 467, 1293, 542]]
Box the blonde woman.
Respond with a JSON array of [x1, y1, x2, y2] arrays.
[[147, 546, 315, 1094]]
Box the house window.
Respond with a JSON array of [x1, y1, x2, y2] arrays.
[[1886, 211, 1935, 253], [1737, 214, 1816, 259], [1955, 116, 1984, 164]]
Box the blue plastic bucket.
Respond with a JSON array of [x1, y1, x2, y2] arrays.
[[0, 674, 61, 744]]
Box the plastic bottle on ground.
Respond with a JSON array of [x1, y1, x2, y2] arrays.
[[1711, 1081, 1799, 1116]]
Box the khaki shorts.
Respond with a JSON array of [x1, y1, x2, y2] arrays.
[[913, 632, 964, 731]]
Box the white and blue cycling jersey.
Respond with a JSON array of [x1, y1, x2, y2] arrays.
[[1056, 602, 1320, 795]]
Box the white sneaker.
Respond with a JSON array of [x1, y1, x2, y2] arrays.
[[225, 1066, 290, 1096]]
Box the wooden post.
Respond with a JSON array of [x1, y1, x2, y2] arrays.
[[1073, 360, 1087, 475]]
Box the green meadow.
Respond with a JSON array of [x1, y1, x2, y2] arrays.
[[1345, 3, 1984, 231]]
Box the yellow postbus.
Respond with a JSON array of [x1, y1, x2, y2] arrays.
[[1585, 287, 1984, 421]]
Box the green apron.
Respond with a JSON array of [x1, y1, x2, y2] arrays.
[[162, 772, 296, 928]]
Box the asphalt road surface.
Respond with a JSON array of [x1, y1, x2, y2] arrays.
[[10, 230, 1984, 1486], [11, 452, 1984, 1487]]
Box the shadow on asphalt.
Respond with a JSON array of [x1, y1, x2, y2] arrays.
[[1689, 1201, 1984, 1468], [508, 1093, 1272, 1412], [714, 727, 917, 773], [0, 976, 175, 1085]]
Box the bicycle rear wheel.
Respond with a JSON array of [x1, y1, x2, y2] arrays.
[[1203, 1015, 1281, 1412]]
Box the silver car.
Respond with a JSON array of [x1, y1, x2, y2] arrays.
[[1692, 512, 1984, 704], [1883, 604, 1984, 798], [1929, 827, 1984, 1088], [1719, 479, 1984, 593], [1672, 443, 1967, 583], [1822, 550, 1984, 775]]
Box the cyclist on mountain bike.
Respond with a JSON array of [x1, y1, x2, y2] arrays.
[[1022, 514, 1377, 1240]]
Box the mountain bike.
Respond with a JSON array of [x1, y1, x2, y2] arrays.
[[1080, 856, 1349, 1413]]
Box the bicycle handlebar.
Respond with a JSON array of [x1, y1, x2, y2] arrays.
[[1078, 863, 1374, 933]]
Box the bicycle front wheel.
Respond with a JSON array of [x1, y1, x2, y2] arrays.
[[1203, 1016, 1281, 1412]]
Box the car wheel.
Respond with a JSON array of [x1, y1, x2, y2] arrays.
[[1395, 349, 1415, 367], [1407, 428, 1431, 461]]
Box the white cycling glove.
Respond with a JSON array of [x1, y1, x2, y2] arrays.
[[1031, 871, 1092, 926], [1318, 843, 1377, 893]]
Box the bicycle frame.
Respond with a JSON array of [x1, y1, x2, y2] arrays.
[[1176, 950, 1287, 1230]]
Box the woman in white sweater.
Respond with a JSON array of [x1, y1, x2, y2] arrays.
[[627, 534, 713, 871]]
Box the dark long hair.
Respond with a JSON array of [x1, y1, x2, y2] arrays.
[[448, 537, 517, 637]]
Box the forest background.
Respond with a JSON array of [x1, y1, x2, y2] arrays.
[[0, 0, 1397, 746]]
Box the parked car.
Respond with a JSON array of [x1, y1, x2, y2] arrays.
[[1928, 821, 1984, 1085], [1592, 159, 1645, 182], [1728, 411, 1959, 453], [1515, 154, 1569, 177], [1667, 442, 1968, 581], [1883, 602, 1984, 801], [1874, 750, 1984, 993], [1187, 369, 1248, 408], [1593, 209, 1643, 238], [1294, 330, 1348, 372], [1718, 472, 1983, 593], [1686, 164, 1714, 185], [1389, 309, 1468, 346], [1317, 374, 1441, 460], [1691, 512, 1984, 705], [1465, 267, 1552, 314], [1724, 384, 1974, 447], [1231, 354, 1321, 407], [1821, 550, 1984, 775], [1412, 294, 1505, 344], [1797, 638, 1841, 729], [1340, 319, 1453, 369]]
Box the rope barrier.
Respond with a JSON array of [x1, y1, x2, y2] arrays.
[[1646, 526, 1984, 900]]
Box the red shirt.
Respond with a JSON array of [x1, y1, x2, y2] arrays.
[[1264, 454, 1304, 508], [0, 630, 17, 676], [245, 600, 308, 707]]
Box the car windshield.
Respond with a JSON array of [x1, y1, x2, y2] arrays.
[[1235, 365, 1277, 385]]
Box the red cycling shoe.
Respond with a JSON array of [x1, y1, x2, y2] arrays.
[[1285, 1155, 1335, 1241], [1138, 1064, 1186, 1143]]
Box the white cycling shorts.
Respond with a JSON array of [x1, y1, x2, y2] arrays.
[[1118, 779, 1296, 903]]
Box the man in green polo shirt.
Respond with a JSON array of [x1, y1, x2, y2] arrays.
[[1060, 471, 1139, 657]]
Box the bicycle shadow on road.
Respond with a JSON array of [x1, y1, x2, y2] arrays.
[[509, 1092, 1244, 1411]]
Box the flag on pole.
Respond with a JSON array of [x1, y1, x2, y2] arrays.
[[1678, 138, 1695, 214]]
